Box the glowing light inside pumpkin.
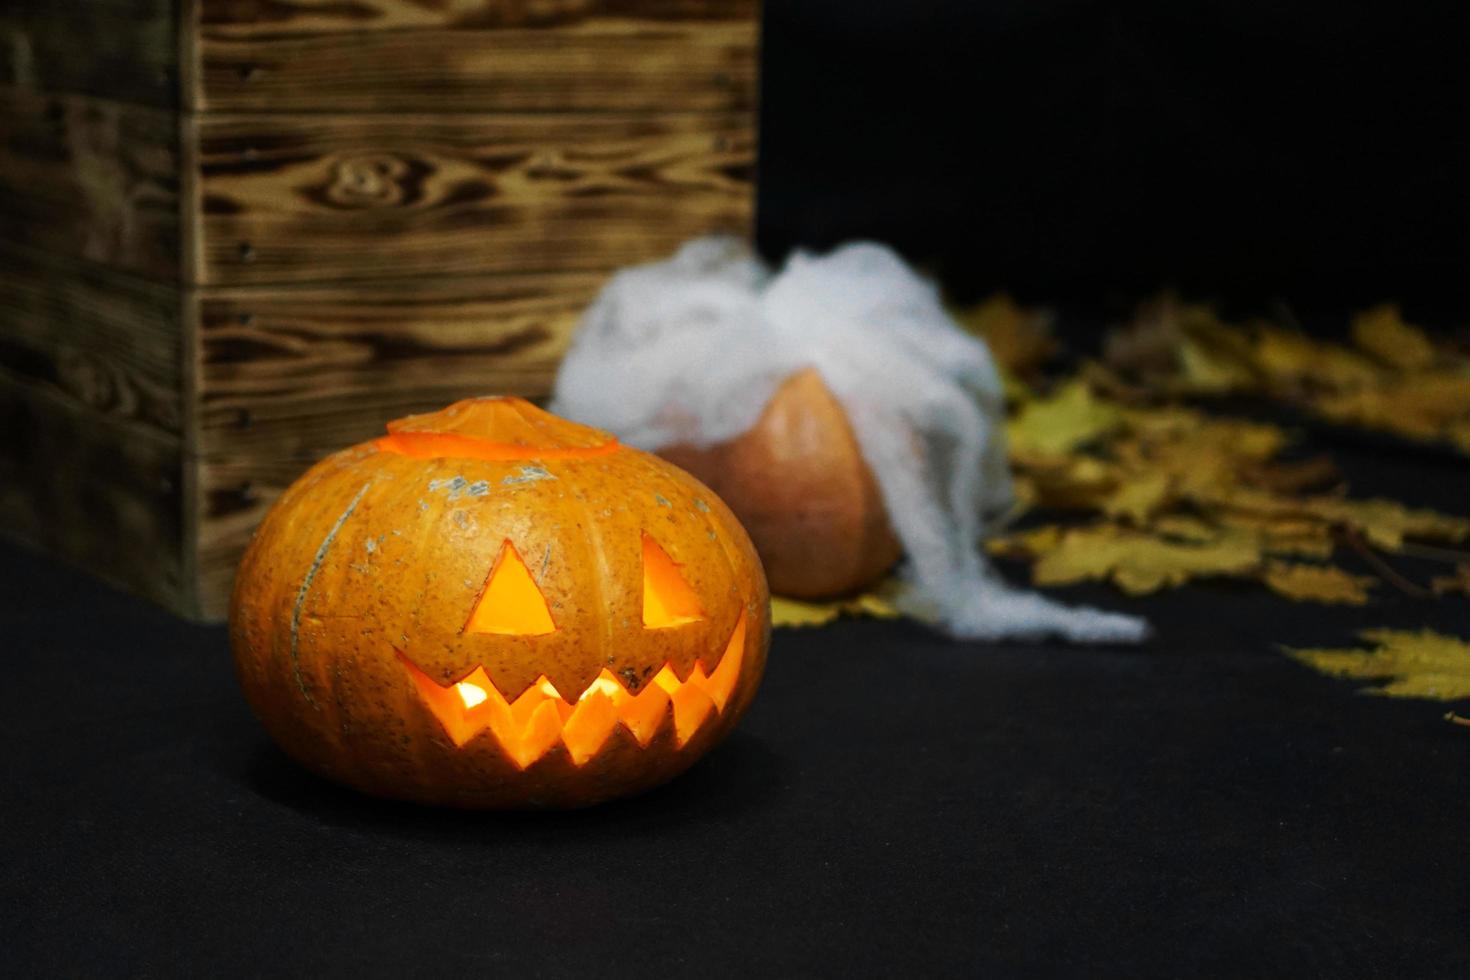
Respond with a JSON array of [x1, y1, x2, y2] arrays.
[[400, 610, 748, 767], [642, 533, 706, 628], [465, 540, 556, 636], [456, 681, 488, 709]]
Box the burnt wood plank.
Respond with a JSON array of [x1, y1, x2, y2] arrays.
[[0, 87, 180, 281], [194, 111, 754, 285], [0, 369, 187, 613], [191, 271, 598, 458], [0, 0, 178, 108], [192, 0, 757, 113], [0, 243, 184, 439]]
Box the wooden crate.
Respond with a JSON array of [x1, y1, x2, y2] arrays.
[[0, 0, 758, 619]]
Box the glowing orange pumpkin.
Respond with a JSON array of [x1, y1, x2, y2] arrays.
[[230, 397, 769, 808]]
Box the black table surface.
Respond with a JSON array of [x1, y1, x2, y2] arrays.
[[4, 430, 1469, 977]]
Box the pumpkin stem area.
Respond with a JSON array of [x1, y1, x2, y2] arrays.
[[375, 397, 619, 462], [398, 611, 747, 767]]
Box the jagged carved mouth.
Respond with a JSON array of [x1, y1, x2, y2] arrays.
[[398, 610, 748, 769]]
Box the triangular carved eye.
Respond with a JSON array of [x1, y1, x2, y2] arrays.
[[466, 540, 556, 636], [642, 532, 705, 628]]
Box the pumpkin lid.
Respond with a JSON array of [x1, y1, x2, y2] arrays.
[[376, 397, 619, 461]]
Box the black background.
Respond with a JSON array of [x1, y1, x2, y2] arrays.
[[758, 1, 1470, 317]]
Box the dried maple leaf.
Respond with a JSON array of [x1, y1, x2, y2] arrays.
[[1216, 513, 1336, 559], [1251, 327, 1382, 392], [986, 524, 1067, 560], [1431, 563, 1470, 597], [1149, 514, 1220, 543], [953, 294, 1058, 377], [1302, 495, 1470, 551], [996, 303, 1470, 608], [1102, 296, 1470, 454], [1027, 524, 1261, 595], [1240, 455, 1340, 494], [1260, 561, 1373, 605], [1010, 455, 1120, 511], [1288, 629, 1470, 700], [1201, 486, 1470, 551], [1311, 370, 1470, 446], [1101, 471, 1173, 524], [1351, 304, 1437, 371], [1177, 330, 1260, 393], [1102, 293, 1192, 381], [1107, 294, 1268, 394], [1007, 380, 1123, 457], [771, 590, 900, 629]]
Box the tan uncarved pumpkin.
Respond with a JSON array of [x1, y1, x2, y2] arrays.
[[660, 369, 902, 599], [230, 397, 769, 809]]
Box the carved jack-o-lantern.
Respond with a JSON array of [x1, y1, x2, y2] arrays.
[[230, 398, 769, 808]]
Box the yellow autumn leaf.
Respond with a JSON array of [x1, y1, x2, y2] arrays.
[[1178, 333, 1258, 393], [1450, 421, 1470, 455], [1115, 409, 1288, 498], [1149, 514, 1220, 543], [1115, 297, 1262, 394], [770, 589, 900, 629], [1260, 561, 1373, 605], [1203, 486, 1470, 551], [1431, 564, 1470, 598], [1252, 327, 1382, 391], [986, 523, 1066, 559], [770, 597, 842, 628], [1288, 629, 1470, 700], [1351, 304, 1437, 371], [1311, 370, 1470, 446], [1101, 470, 1173, 523], [1014, 455, 1119, 510], [953, 294, 1057, 377], [1030, 524, 1261, 595], [1302, 495, 1470, 551], [1121, 406, 1286, 459], [1221, 513, 1335, 560], [1006, 380, 1122, 457]]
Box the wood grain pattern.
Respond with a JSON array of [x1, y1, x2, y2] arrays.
[[192, 0, 758, 113], [191, 271, 598, 457], [0, 0, 178, 107], [0, 244, 183, 440], [192, 111, 754, 285], [0, 87, 180, 281], [1, 0, 761, 621], [0, 368, 186, 613]]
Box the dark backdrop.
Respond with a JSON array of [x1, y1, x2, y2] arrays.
[[756, 1, 1470, 315]]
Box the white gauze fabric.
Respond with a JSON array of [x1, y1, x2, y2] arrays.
[[551, 237, 1148, 644]]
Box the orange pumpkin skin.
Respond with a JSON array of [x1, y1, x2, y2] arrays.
[[230, 398, 769, 809], [660, 369, 902, 600]]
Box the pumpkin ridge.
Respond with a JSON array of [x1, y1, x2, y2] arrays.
[[289, 480, 371, 706]]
